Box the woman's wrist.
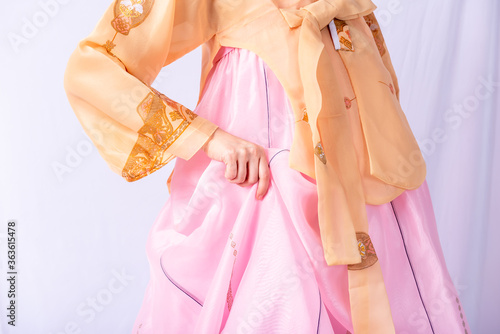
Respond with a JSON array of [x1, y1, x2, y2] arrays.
[[202, 128, 218, 152]]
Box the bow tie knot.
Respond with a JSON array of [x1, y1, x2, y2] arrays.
[[279, 0, 377, 30], [279, 0, 339, 30]]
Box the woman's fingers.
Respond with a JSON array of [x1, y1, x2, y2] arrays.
[[202, 127, 270, 198], [225, 150, 247, 184], [235, 155, 248, 183], [255, 156, 270, 200], [224, 156, 238, 181], [244, 153, 260, 185], [225, 148, 269, 200]]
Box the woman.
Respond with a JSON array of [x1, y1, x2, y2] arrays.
[[64, 0, 471, 332]]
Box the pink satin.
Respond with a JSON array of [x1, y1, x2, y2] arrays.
[[132, 47, 470, 333]]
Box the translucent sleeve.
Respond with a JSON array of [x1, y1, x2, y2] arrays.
[[63, 0, 219, 182]]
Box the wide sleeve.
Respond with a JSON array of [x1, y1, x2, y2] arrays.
[[363, 12, 401, 101], [63, 0, 219, 182]]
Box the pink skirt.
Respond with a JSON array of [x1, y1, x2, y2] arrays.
[[132, 47, 470, 333]]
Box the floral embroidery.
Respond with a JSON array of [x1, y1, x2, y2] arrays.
[[295, 107, 309, 123], [363, 13, 386, 57], [112, 0, 154, 35], [104, 40, 116, 53], [314, 142, 326, 164], [185, 109, 197, 121], [169, 110, 183, 121], [227, 232, 238, 311], [121, 91, 195, 181], [103, 0, 154, 54], [227, 280, 234, 311], [302, 108, 309, 122], [347, 232, 378, 271], [344, 96, 356, 109], [333, 19, 354, 52], [378, 81, 395, 95]]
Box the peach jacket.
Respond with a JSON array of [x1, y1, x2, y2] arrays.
[[64, 0, 426, 332]]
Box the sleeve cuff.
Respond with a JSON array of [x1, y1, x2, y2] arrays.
[[167, 114, 219, 161]]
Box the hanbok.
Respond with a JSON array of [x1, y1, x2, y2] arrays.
[[130, 46, 471, 334]]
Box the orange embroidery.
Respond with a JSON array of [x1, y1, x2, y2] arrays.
[[169, 110, 184, 121], [185, 109, 197, 120], [295, 107, 309, 123], [150, 86, 198, 121], [347, 232, 378, 270], [333, 19, 354, 52], [363, 13, 386, 57], [104, 0, 155, 54], [112, 0, 154, 35], [302, 108, 309, 122], [104, 40, 116, 53], [121, 91, 195, 181], [314, 142, 326, 164]]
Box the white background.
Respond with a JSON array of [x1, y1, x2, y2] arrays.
[[1, 0, 498, 333]]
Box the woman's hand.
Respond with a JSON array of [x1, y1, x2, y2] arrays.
[[201, 128, 270, 200]]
